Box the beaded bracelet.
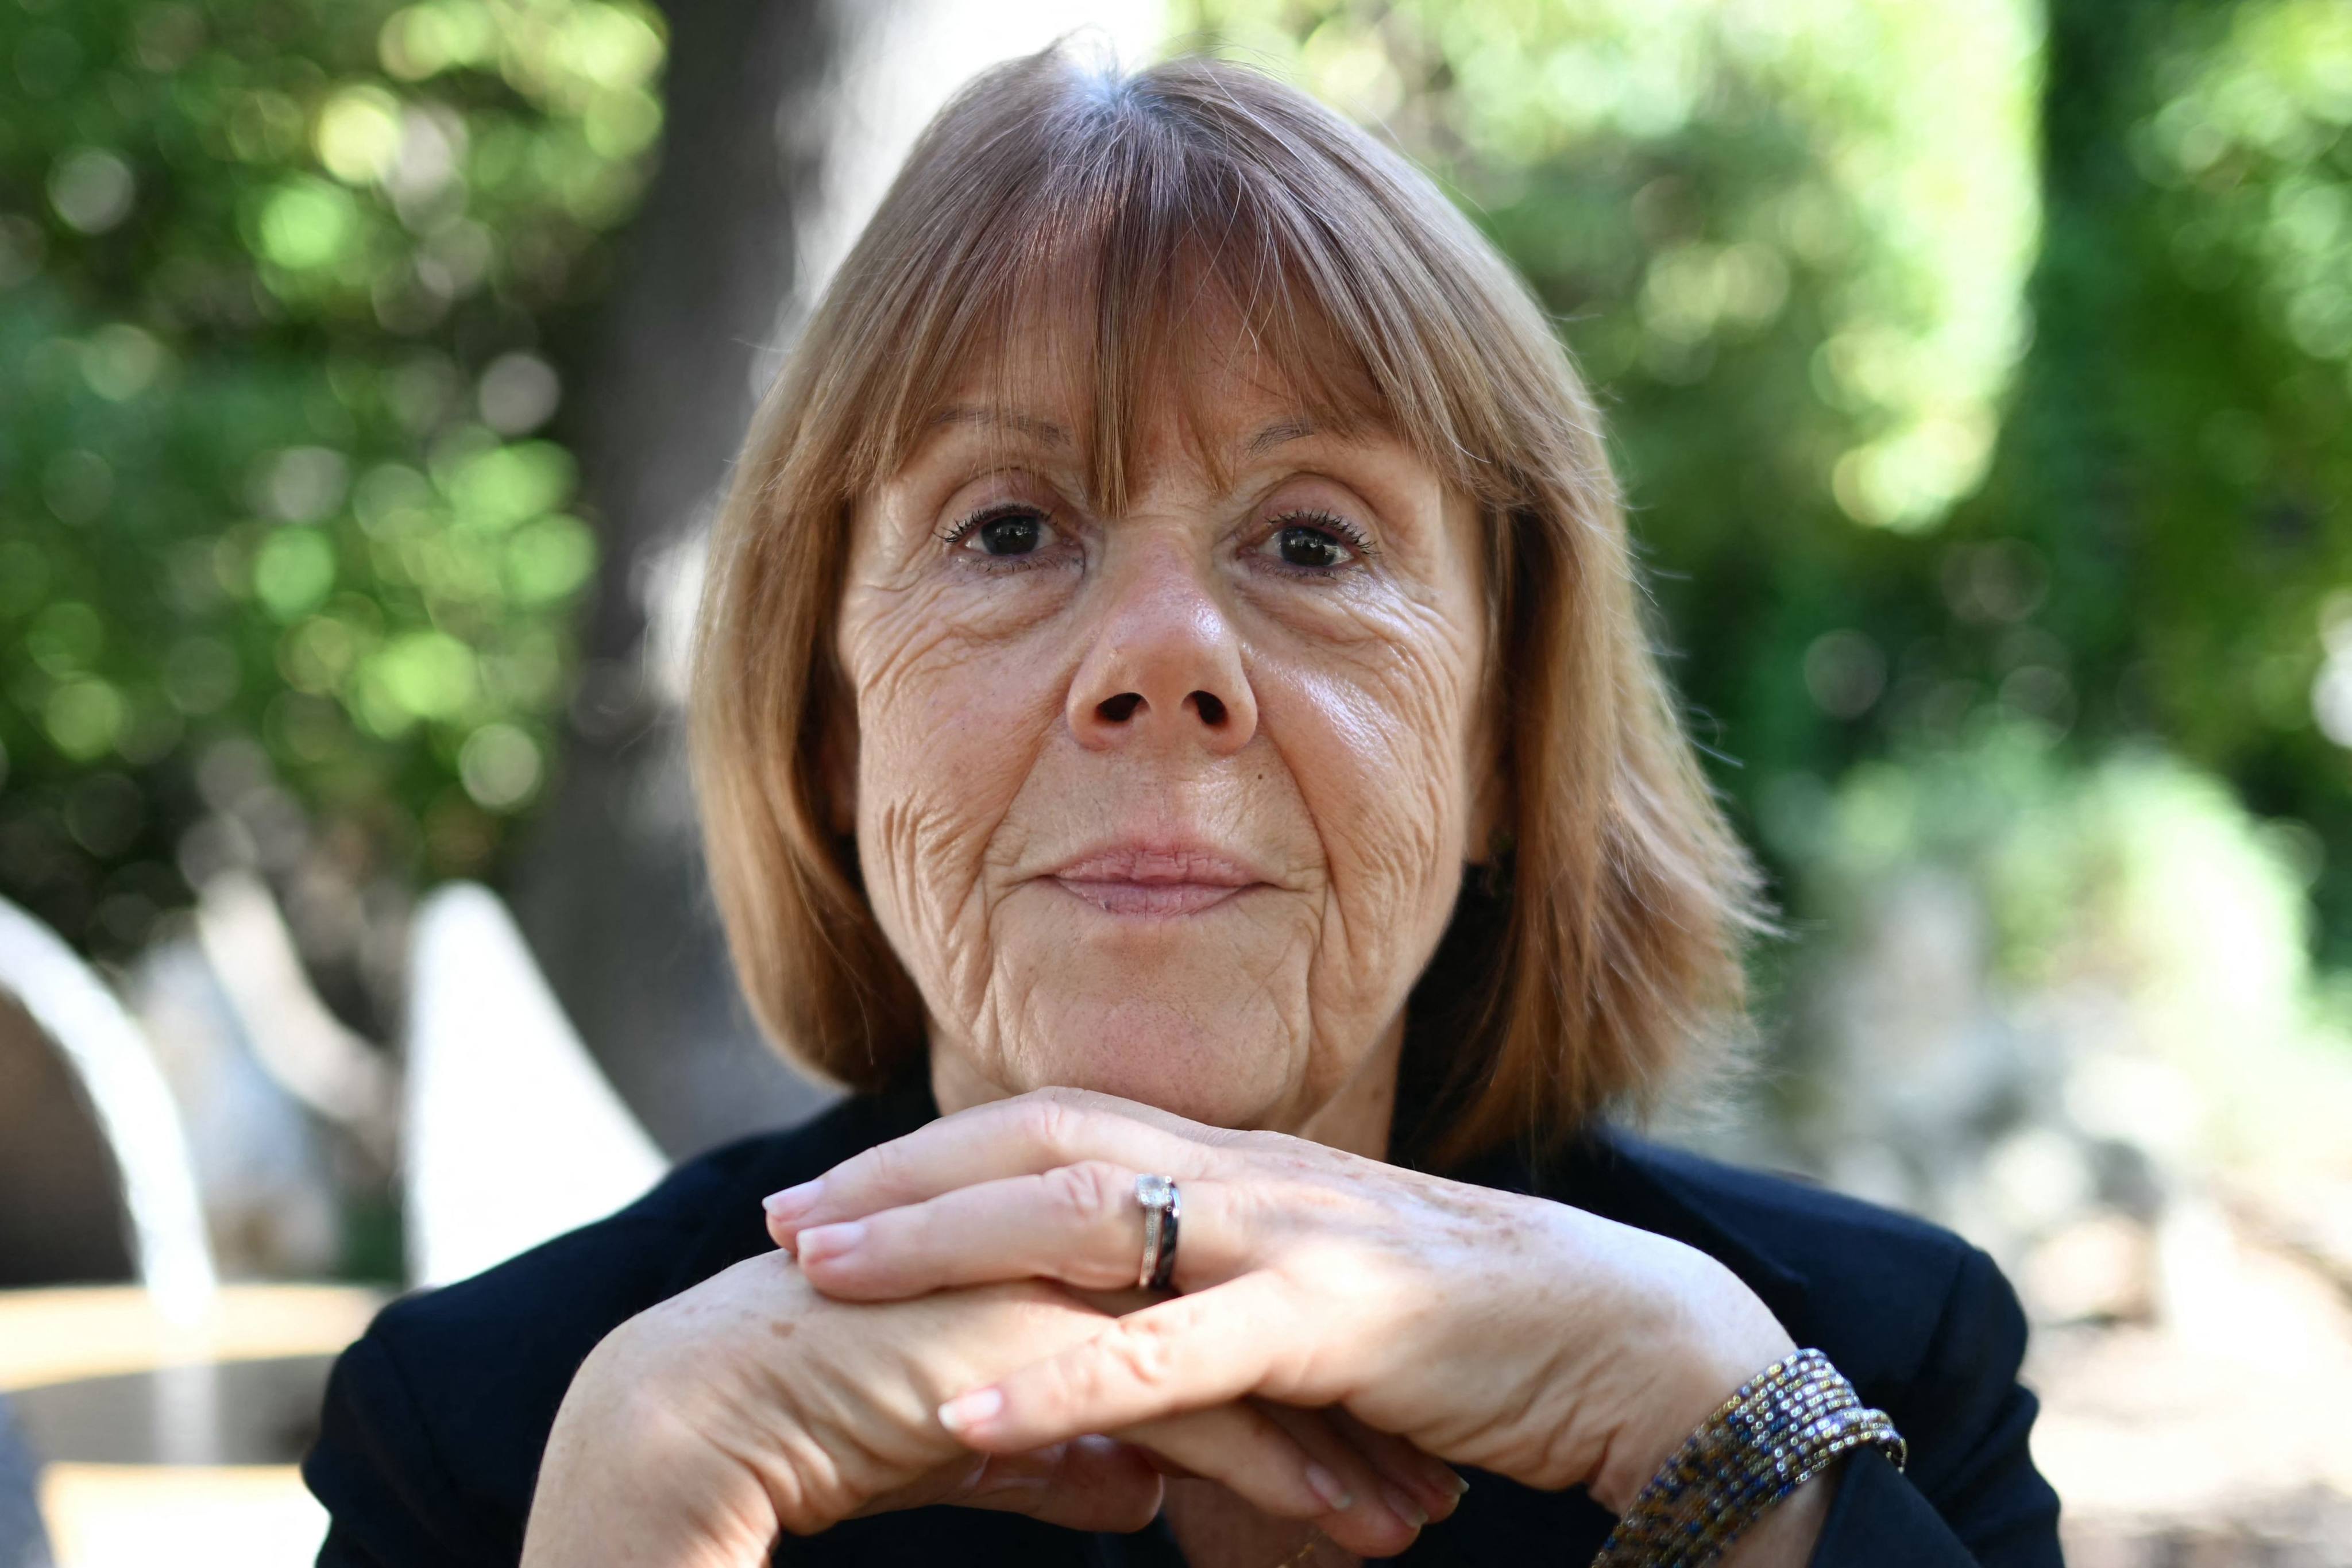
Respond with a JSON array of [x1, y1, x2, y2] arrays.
[[1586, 1348, 1905, 1568]]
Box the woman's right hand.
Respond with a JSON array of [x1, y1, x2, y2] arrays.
[[518, 1249, 1456, 1567]]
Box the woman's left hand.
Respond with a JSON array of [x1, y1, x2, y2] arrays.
[[761, 1087, 1797, 1514]]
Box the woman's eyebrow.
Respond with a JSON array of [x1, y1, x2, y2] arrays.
[[1242, 418, 1316, 456]]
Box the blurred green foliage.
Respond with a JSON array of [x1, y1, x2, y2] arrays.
[[1191, 0, 2352, 963], [1773, 717, 2352, 1180], [0, 0, 663, 957], [1979, 0, 2352, 953], [8, 0, 2352, 990]]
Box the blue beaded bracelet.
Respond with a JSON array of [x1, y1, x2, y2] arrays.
[[1587, 1348, 1905, 1568]]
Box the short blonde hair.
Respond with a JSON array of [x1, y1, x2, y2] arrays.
[[690, 45, 1766, 1167]]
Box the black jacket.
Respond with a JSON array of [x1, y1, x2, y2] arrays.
[[303, 1083, 2063, 1566]]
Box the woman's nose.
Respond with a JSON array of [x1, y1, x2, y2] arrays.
[[1066, 545, 1258, 756]]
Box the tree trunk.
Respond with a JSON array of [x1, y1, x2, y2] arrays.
[[509, 0, 839, 1156]]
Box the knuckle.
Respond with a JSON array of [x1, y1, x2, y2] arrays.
[[1047, 1353, 1113, 1415], [857, 1138, 909, 1198], [1050, 1161, 1128, 1228], [756, 1435, 852, 1536], [1102, 1318, 1180, 1392], [1019, 1095, 1088, 1161]]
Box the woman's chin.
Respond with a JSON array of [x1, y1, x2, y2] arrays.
[[999, 1007, 1301, 1129]]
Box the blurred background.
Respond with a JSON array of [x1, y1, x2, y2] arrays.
[[2, 0, 2349, 1563]]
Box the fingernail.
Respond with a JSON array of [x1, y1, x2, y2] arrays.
[[1382, 1482, 1429, 1529], [1304, 1463, 1353, 1514], [763, 1180, 822, 1223], [1443, 1467, 1470, 1498], [938, 1387, 1005, 1435], [796, 1220, 864, 1265]]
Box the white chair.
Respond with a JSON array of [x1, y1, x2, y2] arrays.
[[402, 884, 669, 1288], [0, 897, 215, 1320]]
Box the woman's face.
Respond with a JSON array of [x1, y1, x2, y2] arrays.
[[834, 322, 1497, 1142]]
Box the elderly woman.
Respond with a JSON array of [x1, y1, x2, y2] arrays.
[[306, 48, 2061, 1568]]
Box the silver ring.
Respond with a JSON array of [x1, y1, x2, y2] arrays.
[[1134, 1173, 1181, 1292]]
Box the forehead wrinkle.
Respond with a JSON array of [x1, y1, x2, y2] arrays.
[[924, 404, 1074, 447]]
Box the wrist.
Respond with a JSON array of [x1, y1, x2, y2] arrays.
[[523, 1316, 783, 1568], [1585, 1258, 1795, 1513]]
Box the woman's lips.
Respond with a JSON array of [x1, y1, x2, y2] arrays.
[[1051, 878, 1252, 916], [1045, 844, 1264, 917]]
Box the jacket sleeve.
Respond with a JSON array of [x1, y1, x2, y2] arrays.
[[305, 1331, 518, 1568], [1808, 1245, 2062, 1567]]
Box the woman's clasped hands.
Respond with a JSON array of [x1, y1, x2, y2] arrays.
[[517, 1095, 1471, 1568], [767, 1088, 1800, 1534], [523, 1084, 1803, 1567]]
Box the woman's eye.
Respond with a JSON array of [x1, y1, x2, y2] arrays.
[[1262, 515, 1363, 571], [951, 506, 1055, 557]]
